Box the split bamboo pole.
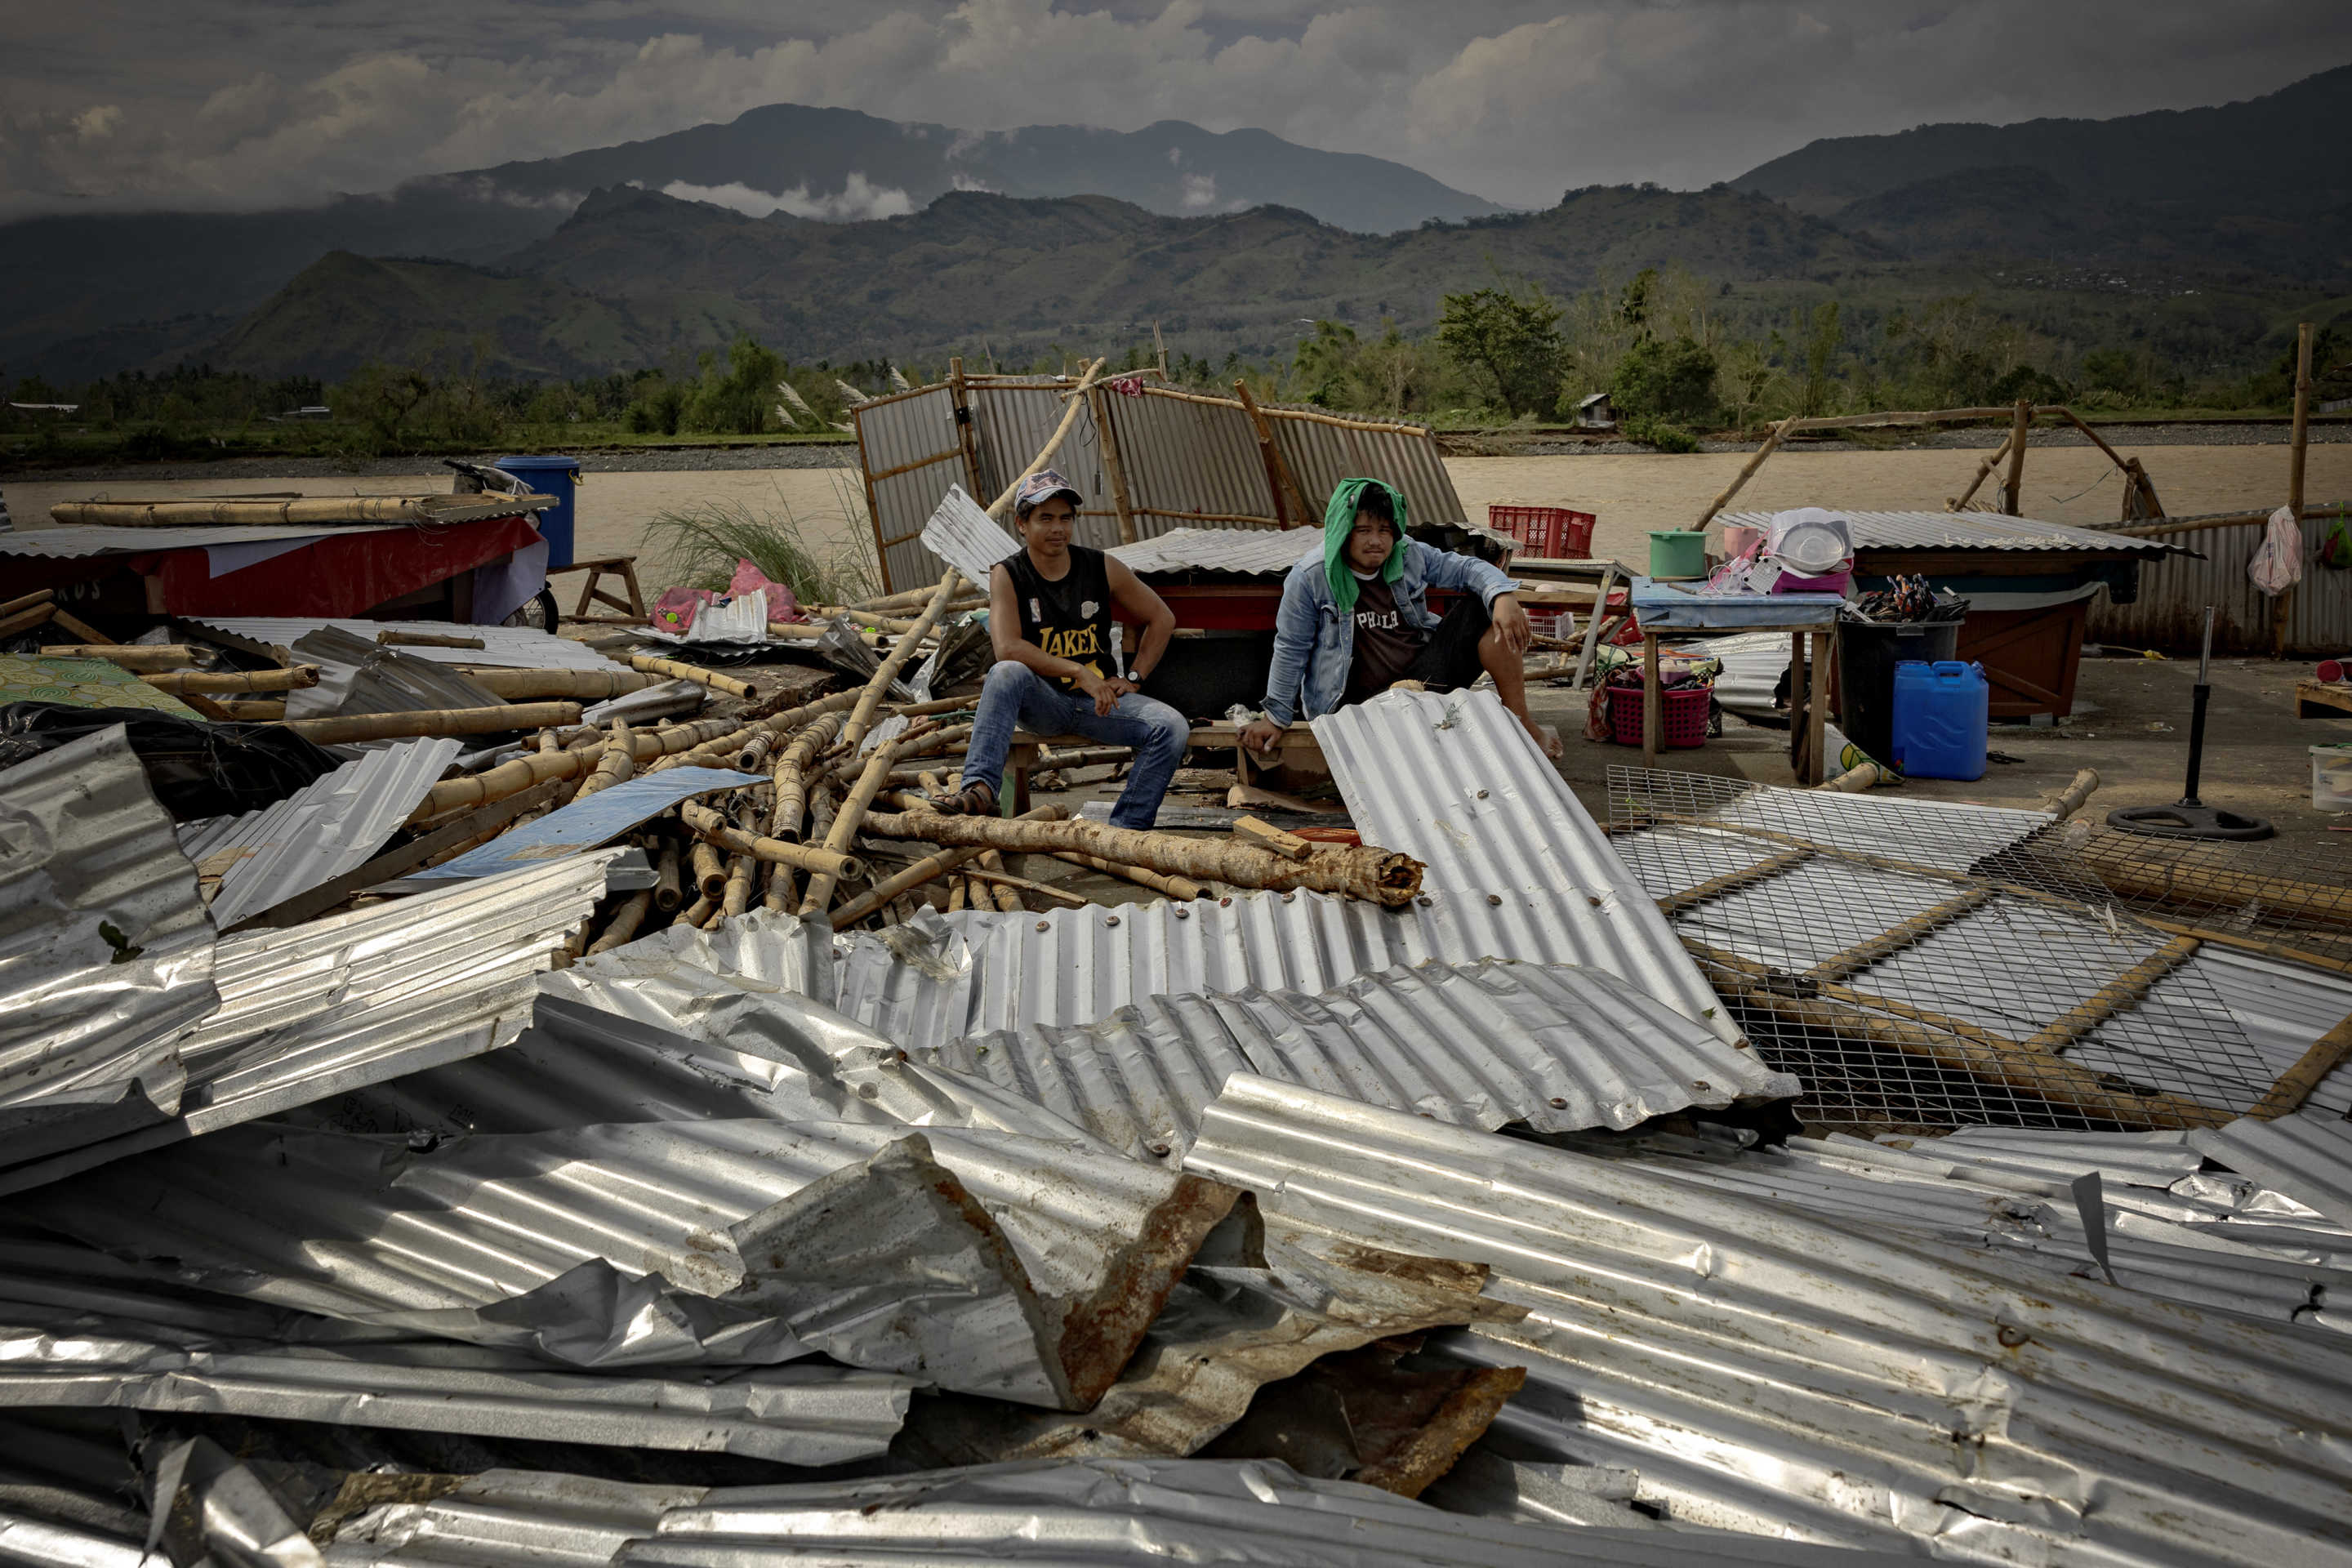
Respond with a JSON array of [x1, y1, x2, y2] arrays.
[[962, 865, 1089, 908], [1695, 416, 1795, 530], [800, 355, 1111, 914], [142, 666, 320, 694], [275, 701, 581, 745], [861, 808, 1422, 904], [683, 797, 863, 881], [626, 654, 760, 699], [42, 644, 201, 670], [462, 668, 659, 702], [48, 608, 112, 644]]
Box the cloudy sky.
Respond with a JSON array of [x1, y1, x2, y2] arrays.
[[6, 0, 2348, 220]]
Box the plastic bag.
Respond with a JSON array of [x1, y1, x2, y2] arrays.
[[0, 703, 339, 820], [2249, 506, 2305, 597]]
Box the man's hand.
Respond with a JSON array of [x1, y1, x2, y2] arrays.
[[1241, 718, 1285, 754], [1490, 592, 1533, 657], [1076, 669, 1137, 716]]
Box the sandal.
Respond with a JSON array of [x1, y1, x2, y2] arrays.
[[928, 779, 997, 816]]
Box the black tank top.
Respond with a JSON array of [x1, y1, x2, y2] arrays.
[[1004, 546, 1114, 689]]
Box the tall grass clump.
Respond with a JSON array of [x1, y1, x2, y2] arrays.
[[647, 488, 877, 608]]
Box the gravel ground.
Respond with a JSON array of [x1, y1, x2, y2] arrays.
[[3, 442, 860, 485], [1456, 420, 2352, 458]]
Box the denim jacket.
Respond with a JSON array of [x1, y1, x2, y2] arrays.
[[1260, 539, 1516, 726]]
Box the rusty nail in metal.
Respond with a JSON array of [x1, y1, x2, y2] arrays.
[[1148, 1142, 1171, 1157], [1475, 788, 1489, 799], [1997, 1325, 2030, 1348], [1104, 915, 1120, 926], [1036, 920, 1049, 932], [1417, 895, 1433, 906], [1174, 906, 1190, 919], [1588, 895, 1604, 906], [1220, 896, 1232, 906], [1281, 890, 1295, 902], [1548, 1096, 1567, 1109], [857, 1082, 879, 1100], [1486, 893, 1503, 906], [1690, 1080, 1710, 1090]]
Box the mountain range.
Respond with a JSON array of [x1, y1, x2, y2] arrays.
[[7, 64, 2350, 386]]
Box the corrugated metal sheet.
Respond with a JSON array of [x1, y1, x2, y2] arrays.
[[0, 855, 616, 1194], [0, 1314, 912, 1463], [1717, 509, 2183, 558], [826, 887, 1694, 1058], [407, 767, 762, 883], [0, 1509, 147, 1567], [853, 383, 966, 592], [176, 738, 461, 928], [1092, 385, 1277, 536], [2189, 1109, 2352, 1232], [1109, 525, 1321, 577], [189, 618, 628, 672], [0, 725, 216, 1131], [2089, 514, 2352, 656], [1269, 404, 1468, 530], [967, 381, 1120, 549], [932, 958, 1793, 1161], [1873, 1125, 2207, 1187], [1314, 689, 1739, 1042], [629, 1456, 1855, 1568], [918, 483, 1021, 586], [1185, 1073, 2352, 1561], [325, 1470, 707, 1567], [0, 523, 402, 557]]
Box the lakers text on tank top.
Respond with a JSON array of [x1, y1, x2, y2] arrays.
[[1004, 546, 1114, 689]]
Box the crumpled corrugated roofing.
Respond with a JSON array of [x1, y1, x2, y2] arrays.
[[190, 617, 628, 672], [0, 853, 617, 1195], [283, 625, 508, 725], [2189, 1108, 2352, 1233], [176, 737, 461, 928], [0, 1313, 915, 1464], [931, 957, 1794, 1161], [1107, 526, 1321, 577], [1717, 508, 2185, 558], [409, 767, 763, 883], [323, 1469, 707, 1566], [918, 483, 1020, 586], [1312, 689, 1739, 1042], [0, 724, 216, 1133], [1185, 1073, 2352, 1562]]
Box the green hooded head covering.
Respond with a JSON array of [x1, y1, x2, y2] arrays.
[[1323, 477, 1408, 614]]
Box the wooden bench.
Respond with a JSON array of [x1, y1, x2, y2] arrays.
[[998, 723, 1329, 813], [550, 555, 648, 621]]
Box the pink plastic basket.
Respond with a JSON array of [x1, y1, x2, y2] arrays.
[[1606, 684, 1710, 748]]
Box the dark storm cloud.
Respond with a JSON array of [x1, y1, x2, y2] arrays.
[[3, 1, 2347, 219]]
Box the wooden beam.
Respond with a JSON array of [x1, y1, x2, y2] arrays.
[[1804, 886, 1996, 986], [1696, 416, 1794, 529], [2249, 1007, 2352, 1119], [2001, 398, 2030, 515], [1655, 848, 1811, 915], [2017, 935, 2203, 1058], [2279, 321, 2315, 657]]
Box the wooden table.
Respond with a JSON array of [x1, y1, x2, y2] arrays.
[[1627, 576, 1845, 786]]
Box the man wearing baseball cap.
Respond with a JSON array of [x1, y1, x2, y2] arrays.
[[932, 470, 1190, 828]]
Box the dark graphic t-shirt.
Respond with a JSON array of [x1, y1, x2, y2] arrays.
[[1343, 581, 1428, 706], [1004, 545, 1115, 690]]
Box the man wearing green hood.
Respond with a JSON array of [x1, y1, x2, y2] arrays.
[[1242, 477, 1552, 756]]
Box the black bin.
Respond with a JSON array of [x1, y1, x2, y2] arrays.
[[1139, 630, 1276, 721], [1836, 617, 1964, 766]]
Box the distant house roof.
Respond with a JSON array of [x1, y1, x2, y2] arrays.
[[8, 402, 78, 412]]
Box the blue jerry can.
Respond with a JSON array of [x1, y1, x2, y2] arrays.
[[1891, 660, 1989, 781]]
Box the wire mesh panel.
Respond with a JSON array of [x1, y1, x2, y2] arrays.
[[1607, 766, 2284, 1134], [2011, 826, 2352, 972]]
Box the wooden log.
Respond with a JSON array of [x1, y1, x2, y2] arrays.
[[2001, 398, 2030, 515], [572, 720, 636, 803], [0, 604, 56, 639], [462, 667, 658, 702], [682, 797, 863, 881], [1233, 815, 1312, 861], [0, 588, 54, 618], [1046, 850, 1205, 902], [378, 630, 484, 649], [217, 699, 287, 721], [48, 608, 115, 644], [653, 841, 684, 911], [1696, 415, 1794, 529], [626, 654, 759, 700], [275, 701, 581, 744], [861, 808, 1423, 905], [42, 644, 201, 670], [2278, 321, 2315, 657], [142, 666, 320, 694], [688, 839, 727, 900], [587, 890, 653, 954]]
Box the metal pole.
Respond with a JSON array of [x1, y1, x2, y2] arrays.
[[2180, 607, 2214, 808]]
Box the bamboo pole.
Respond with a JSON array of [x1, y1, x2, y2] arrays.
[[1695, 415, 1795, 531], [1047, 850, 1204, 902], [2050, 406, 2134, 474], [1089, 385, 1142, 545], [48, 608, 113, 645], [0, 588, 54, 618], [801, 356, 1111, 914], [0, 604, 56, 639], [1948, 425, 2016, 512], [688, 839, 727, 900], [217, 699, 287, 721], [721, 852, 758, 918], [860, 808, 1422, 904], [678, 893, 715, 929], [2040, 768, 2101, 820], [405, 713, 744, 822], [275, 701, 581, 744], [142, 666, 320, 694], [40, 644, 200, 670], [2018, 935, 2203, 1058], [2109, 504, 2352, 538], [2001, 398, 2030, 515], [462, 668, 659, 701], [379, 630, 484, 649], [799, 721, 961, 913], [626, 654, 760, 700], [572, 720, 636, 802], [2278, 321, 2315, 657], [587, 890, 653, 954], [1235, 380, 1315, 527], [648, 689, 866, 775], [769, 712, 846, 840], [828, 806, 1060, 927], [683, 797, 862, 881], [948, 355, 990, 501], [653, 842, 684, 911], [962, 865, 1089, 909]]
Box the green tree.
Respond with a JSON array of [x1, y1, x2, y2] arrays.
[[1611, 336, 1718, 423], [1292, 320, 1361, 408], [1799, 301, 1842, 418], [1437, 282, 1563, 417], [685, 336, 786, 435]]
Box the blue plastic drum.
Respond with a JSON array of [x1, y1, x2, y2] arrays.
[[495, 455, 581, 568]]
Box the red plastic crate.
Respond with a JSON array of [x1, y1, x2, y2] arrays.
[[1606, 683, 1710, 747], [1488, 504, 1596, 559]]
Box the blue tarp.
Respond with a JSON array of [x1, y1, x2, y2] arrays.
[[410, 765, 764, 881]]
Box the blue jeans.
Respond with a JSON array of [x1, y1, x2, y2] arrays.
[[962, 661, 1191, 829]]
